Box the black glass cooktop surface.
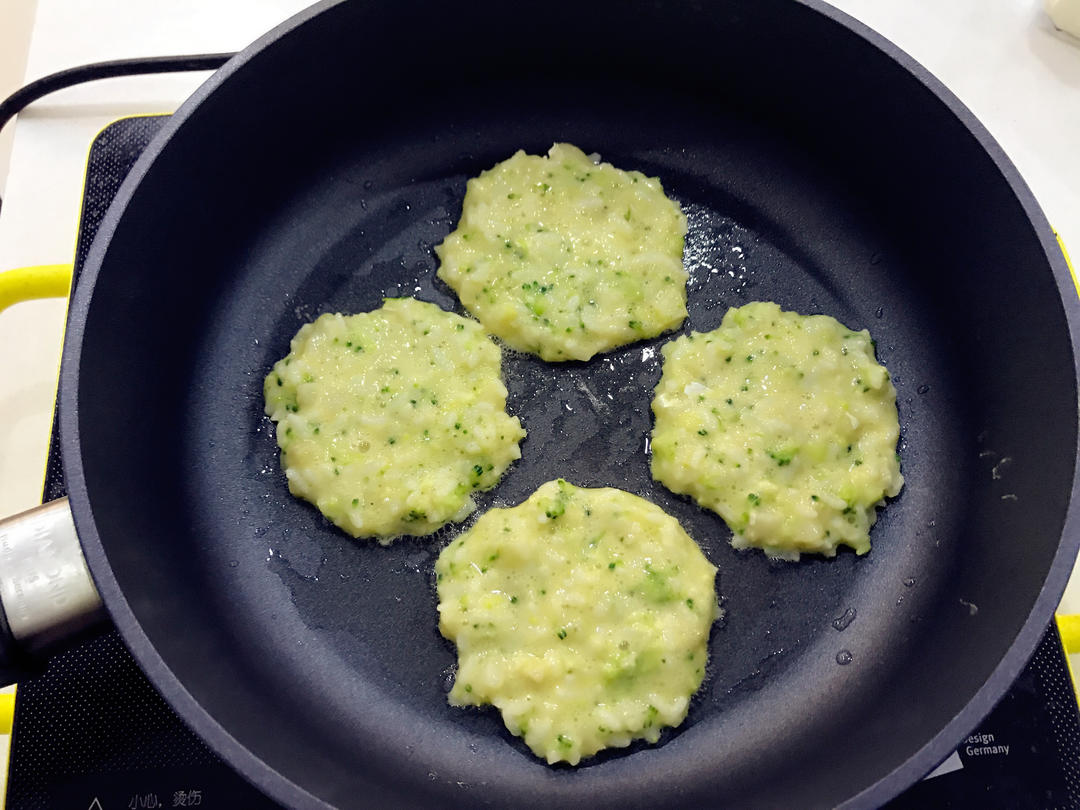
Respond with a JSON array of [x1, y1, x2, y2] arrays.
[[6, 115, 1080, 810]]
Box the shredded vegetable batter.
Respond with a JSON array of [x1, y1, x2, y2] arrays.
[[264, 298, 525, 541], [436, 143, 688, 361], [651, 302, 903, 559], [436, 480, 718, 764]]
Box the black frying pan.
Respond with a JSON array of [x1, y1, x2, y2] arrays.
[[14, 0, 1080, 807]]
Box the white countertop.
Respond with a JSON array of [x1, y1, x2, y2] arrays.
[[0, 0, 1079, 599]]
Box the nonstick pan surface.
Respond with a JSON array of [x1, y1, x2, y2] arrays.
[[59, 0, 1080, 807]]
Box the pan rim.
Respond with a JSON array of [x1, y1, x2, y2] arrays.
[[57, 1, 1080, 808]]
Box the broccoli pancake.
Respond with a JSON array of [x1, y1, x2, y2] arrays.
[[435, 143, 688, 361], [264, 298, 526, 542], [435, 479, 718, 765], [650, 301, 903, 559]]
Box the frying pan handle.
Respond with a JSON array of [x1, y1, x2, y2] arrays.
[[0, 498, 106, 685], [1058, 615, 1080, 656], [0, 264, 73, 314]]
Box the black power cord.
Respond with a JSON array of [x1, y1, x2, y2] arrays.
[[0, 52, 236, 212]]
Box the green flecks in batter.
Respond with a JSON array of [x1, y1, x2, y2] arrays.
[[435, 144, 688, 361], [263, 298, 526, 542], [435, 480, 718, 766], [650, 301, 903, 559]]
